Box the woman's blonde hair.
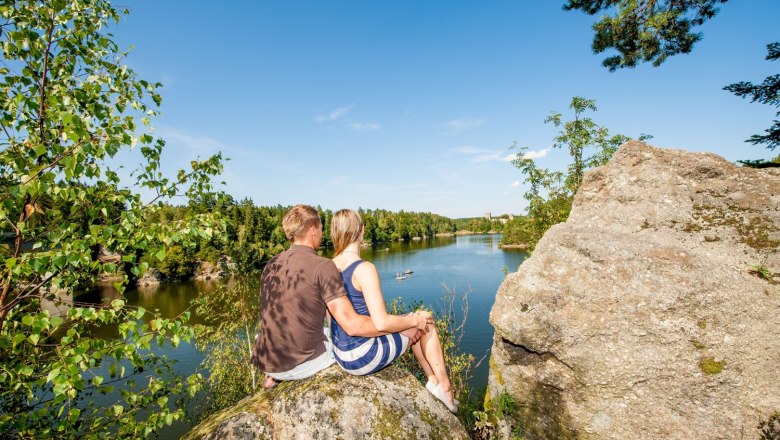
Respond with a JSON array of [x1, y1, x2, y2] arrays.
[[282, 205, 321, 240], [331, 209, 363, 256]]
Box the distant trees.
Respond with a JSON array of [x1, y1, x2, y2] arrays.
[[506, 97, 648, 250], [360, 209, 457, 242], [137, 203, 461, 279], [453, 217, 497, 234]]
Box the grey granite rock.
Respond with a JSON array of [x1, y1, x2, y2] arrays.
[[185, 365, 468, 440], [489, 141, 780, 439]]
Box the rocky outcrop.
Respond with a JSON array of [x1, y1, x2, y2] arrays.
[[192, 260, 224, 281], [185, 365, 468, 440], [489, 141, 780, 439], [136, 268, 162, 286], [96, 245, 124, 282]]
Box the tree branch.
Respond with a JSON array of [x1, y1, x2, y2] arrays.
[[38, 14, 56, 147]]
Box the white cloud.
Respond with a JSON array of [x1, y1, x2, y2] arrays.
[[522, 147, 551, 160], [349, 122, 381, 132], [471, 152, 517, 163], [510, 180, 521, 188], [315, 104, 380, 132], [156, 127, 222, 152], [451, 146, 486, 154], [315, 104, 354, 123], [451, 145, 519, 163], [442, 117, 485, 135]]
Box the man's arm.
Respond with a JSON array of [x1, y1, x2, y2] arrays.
[[327, 296, 385, 337], [320, 259, 422, 342]]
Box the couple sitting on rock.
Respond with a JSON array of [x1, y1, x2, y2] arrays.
[[250, 205, 457, 412]]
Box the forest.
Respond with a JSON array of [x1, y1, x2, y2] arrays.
[[136, 196, 511, 280]]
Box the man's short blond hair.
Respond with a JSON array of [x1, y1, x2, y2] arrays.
[[282, 205, 321, 241]]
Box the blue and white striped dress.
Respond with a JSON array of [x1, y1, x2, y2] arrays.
[[330, 260, 409, 375]]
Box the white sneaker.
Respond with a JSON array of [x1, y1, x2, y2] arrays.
[[426, 379, 457, 413]]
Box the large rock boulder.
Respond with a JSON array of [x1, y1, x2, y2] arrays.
[[489, 141, 780, 439], [184, 365, 468, 440]]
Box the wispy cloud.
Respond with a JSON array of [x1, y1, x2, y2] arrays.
[[452, 146, 516, 163], [156, 127, 223, 153], [315, 104, 354, 122], [451, 146, 485, 154], [522, 147, 551, 160], [315, 104, 380, 132], [349, 122, 381, 132], [472, 152, 516, 163], [510, 180, 521, 188], [441, 117, 485, 135]]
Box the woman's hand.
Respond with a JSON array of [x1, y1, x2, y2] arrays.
[[413, 310, 434, 331]]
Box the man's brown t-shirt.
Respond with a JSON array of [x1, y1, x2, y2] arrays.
[[251, 245, 346, 373]]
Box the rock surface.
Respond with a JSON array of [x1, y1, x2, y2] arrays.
[[489, 141, 780, 439], [185, 365, 468, 440], [193, 256, 233, 281], [136, 267, 162, 286]]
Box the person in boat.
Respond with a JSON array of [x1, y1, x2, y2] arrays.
[[250, 205, 426, 389], [329, 208, 458, 412]]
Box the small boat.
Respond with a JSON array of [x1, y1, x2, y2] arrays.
[[395, 273, 408, 281], [403, 269, 414, 274]]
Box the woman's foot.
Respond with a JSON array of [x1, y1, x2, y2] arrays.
[[426, 379, 457, 413], [263, 375, 278, 390]]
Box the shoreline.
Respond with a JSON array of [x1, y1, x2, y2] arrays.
[[497, 243, 529, 250]]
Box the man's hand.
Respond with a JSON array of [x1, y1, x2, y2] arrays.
[[401, 327, 424, 345]]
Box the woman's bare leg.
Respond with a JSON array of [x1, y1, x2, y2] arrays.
[[417, 322, 453, 404], [411, 340, 435, 380]]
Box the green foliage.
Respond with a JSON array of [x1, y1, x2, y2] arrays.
[[749, 262, 773, 281], [500, 217, 534, 247], [724, 42, 780, 151], [453, 216, 497, 234], [564, 0, 728, 71], [473, 390, 525, 439], [360, 208, 457, 242], [152, 245, 198, 279], [192, 275, 260, 417], [0, 1, 224, 437], [1, 300, 204, 438], [509, 97, 645, 250]]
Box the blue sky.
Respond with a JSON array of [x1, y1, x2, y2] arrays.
[[111, 1, 780, 218]]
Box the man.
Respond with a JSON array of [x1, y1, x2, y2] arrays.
[[251, 205, 424, 387]]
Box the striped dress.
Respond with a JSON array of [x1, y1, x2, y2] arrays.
[[330, 260, 409, 375]]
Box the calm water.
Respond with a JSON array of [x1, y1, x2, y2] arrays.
[[81, 233, 527, 437]]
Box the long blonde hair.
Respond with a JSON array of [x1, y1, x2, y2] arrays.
[[331, 209, 363, 256]]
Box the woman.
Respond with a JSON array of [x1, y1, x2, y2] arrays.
[[329, 209, 458, 412]]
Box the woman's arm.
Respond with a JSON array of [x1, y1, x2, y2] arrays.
[[355, 262, 431, 333]]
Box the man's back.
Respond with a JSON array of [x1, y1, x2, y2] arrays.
[[252, 244, 345, 373]]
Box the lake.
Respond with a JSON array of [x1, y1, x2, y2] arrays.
[[80, 233, 527, 436]]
